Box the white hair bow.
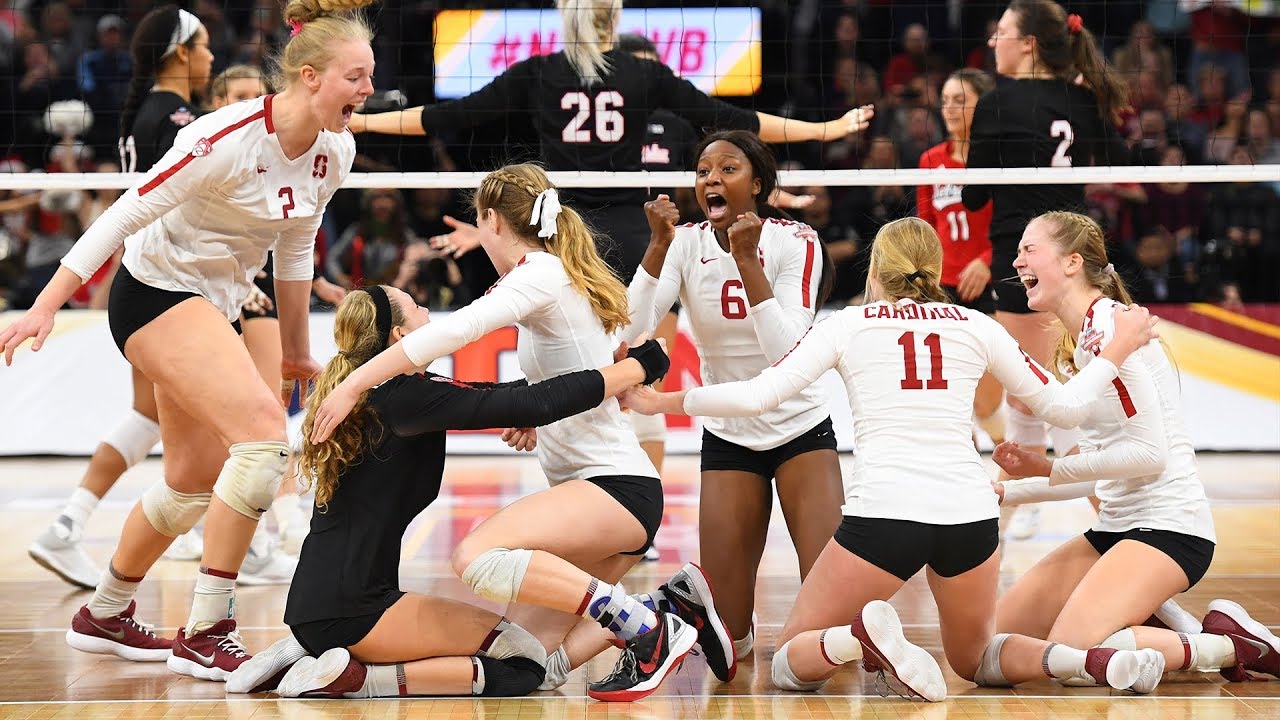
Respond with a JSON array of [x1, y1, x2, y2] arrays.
[[530, 188, 562, 239], [162, 10, 203, 60]]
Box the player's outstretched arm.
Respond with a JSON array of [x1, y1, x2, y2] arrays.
[[755, 105, 874, 143], [351, 107, 426, 136]]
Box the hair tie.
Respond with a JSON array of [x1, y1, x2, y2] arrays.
[[905, 270, 925, 283], [530, 188, 562, 239], [162, 9, 202, 59], [288, 19, 305, 37], [1102, 262, 1115, 275], [361, 285, 394, 349], [1066, 14, 1084, 35]]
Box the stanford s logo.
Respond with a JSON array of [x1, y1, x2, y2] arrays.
[[191, 138, 212, 157], [312, 154, 328, 179]]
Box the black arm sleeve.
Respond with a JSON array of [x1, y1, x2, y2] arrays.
[[420, 62, 532, 135], [651, 61, 759, 132], [382, 371, 605, 436], [962, 93, 999, 211]]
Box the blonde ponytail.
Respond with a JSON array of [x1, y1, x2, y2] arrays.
[[865, 217, 950, 304], [557, 0, 621, 86], [299, 287, 404, 510], [475, 164, 630, 333], [274, 0, 377, 91]]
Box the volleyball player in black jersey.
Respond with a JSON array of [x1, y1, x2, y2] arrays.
[[353, 0, 870, 284], [960, 0, 1130, 481], [27, 5, 213, 589], [227, 285, 671, 697]]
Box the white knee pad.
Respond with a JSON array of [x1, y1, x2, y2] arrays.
[[479, 618, 548, 666], [1005, 406, 1048, 446], [1099, 628, 1138, 651], [630, 411, 667, 444], [461, 548, 534, 605], [102, 410, 160, 469], [1047, 427, 1080, 456], [973, 632, 1014, 687], [213, 441, 289, 520], [771, 641, 827, 692], [142, 481, 211, 537]]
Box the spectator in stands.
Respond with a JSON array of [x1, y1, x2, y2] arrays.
[[1164, 83, 1208, 158], [193, 0, 239, 74], [1112, 20, 1175, 90], [237, 0, 286, 67], [392, 241, 467, 311], [965, 19, 999, 74], [1130, 107, 1170, 165], [1139, 144, 1207, 290], [1185, 1, 1251, 98], [1204, 89, 1252, 164], [1128, 228, 1194, 304], [327, 188, 419, 290], [1265, 69, 1280, 138], [1245, 108, 1280, 168], [893, 105, 943, 169], [846, 136, 914, 253], [828, 55, 881, 119], [39, 2, 85, 76], [78, 15, 131, 159], [1207, 144, 1280, 303], [884, 23, 931, 99], [1191, 63, 1232, 131]]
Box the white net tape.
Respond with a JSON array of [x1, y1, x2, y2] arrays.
[[1, 164, 1275, 191]]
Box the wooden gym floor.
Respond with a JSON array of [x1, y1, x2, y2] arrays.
[[0, 452, 1276, 719]]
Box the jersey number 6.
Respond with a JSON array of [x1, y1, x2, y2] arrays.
[[561, 91, 624, 143], [898, 331, 947, 390], [721, 280, 747, 319]]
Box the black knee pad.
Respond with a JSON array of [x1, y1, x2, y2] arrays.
[[478, 656, 546, 697]]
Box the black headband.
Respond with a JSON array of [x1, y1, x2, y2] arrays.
[[363, 285, 393, 348]]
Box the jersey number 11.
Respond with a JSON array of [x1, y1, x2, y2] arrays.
[[898, 331, 947, 390]]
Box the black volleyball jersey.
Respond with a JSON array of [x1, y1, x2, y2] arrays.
[[120, 91, 200, 172], [419, 49, 758, 207], [961, 78, 1130, 248], [284, 369, 605, 625]]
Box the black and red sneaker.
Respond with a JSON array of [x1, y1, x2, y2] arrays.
[[1203, 598, 1280, 681], [587, 612, 697, 702], [66, 601, 172, 661], [168, 618, 252, 681], [659, 562, 737, 682]]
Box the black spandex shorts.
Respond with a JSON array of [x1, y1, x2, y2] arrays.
[[290, 590, 406, 656], [1083, 528, 1215, 589], [943, 283, 995, 315], [585, 474, 664, 555], [834, 516, 1000, 582], [701, 417, 837, 478], [108, 264, 240, 354]]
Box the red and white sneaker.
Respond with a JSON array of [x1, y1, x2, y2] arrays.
[[1203, 598, 1280, 681], [168, 618, 252, 681], [1078, 647, 1166, 693], [278, 647, 367, 698], [226, 635, 310, 693], [851, 600, 946, 702], [66, 601, 172, 661]]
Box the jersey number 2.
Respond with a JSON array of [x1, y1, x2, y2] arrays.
[[898, 331, 947, 390], [279, 187, 295, 219], [1050, 120, 1075, 168], [561, 91, 624, 143]]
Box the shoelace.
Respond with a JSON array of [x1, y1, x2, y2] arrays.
[[603, 648, 638, 683], [123, 616, 158, 638], [871, 668, 923, 701], [215, 630, 250, 659]]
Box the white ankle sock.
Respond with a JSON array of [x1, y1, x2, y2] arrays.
[[819, 626, 863, 666], [353, 663, 404, 698], [734, 626, 755, 661], [61, 487, 101, 532], [1183, 632, 1237, 672], [1042, 643, 1088, 679], [87, 566, 140, 619], [187, 567, 236, 634]]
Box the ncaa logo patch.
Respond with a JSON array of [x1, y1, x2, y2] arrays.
[[169, 108, 195, 126], [191, 138, 212, 157]]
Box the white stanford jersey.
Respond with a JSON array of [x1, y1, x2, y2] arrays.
[[684, 299, 1125, 524], [626, 218, 827, 451], [1055, 298, 1215, 542], [62, 95, 355, 320], [402, 252, 656, 483]]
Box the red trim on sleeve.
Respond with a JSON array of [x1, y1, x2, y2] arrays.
[[263, 94, 276, 134], [801, 239, 816, 309], [138, 110, 265, 196], [1021, 350, 1049, 385], [1112, 377, 1137, 418]]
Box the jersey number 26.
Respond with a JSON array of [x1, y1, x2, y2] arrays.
[[562, 91, 624, 143]]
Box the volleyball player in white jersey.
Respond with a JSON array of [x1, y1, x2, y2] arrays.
[[621, 130, 842, 677], [992, 211, 1279, 683], [0, 0, 373, 680], [622, 217, 1167, 700], [310, 164, 717, 702]]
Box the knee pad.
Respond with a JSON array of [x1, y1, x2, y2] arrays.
[[476, 656, 546, 697], [1099, 628, 1137, 651], [213, 441, 289, 520], [1005, 406, 1048, 446], [461, 548, 533, 605], [141, 481, 211, 537], [479, 618, 548, 666], [770, 641, 827, 692], [1047, 427, 1080, 456], [102, 410, 160, 469], [630, 410, 667, 444], [973, 633, 1014, 687]]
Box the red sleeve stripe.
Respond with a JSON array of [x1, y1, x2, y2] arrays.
[[801, 239, 816, 309], [138, 110, 266, 196], [1112, 378, 1137, 417], [1021, 350, 1049, 384], [264, 94, 276, 134]]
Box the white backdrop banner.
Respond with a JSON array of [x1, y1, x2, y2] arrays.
[[0, 310, 1276, 455]]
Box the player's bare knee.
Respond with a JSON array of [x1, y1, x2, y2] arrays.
[[242, 394, 287, 440]]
